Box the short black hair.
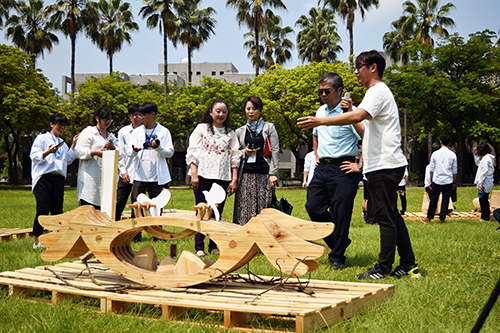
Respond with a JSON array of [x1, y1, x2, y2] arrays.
[[127, 104, 140, 114], [92, 107, 113, 126], [476, 142, 492, 156], [440, 134, 452, 146], [139, 102, 157, 115], [318, 72, 343, 90], [356, 50, 386, 78], [50, 113, 68, 125]]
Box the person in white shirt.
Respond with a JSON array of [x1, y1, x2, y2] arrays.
[[186, 99, 240, 256], [397, 167, 408, 215], [301, 151, 316, 188], [474, 142, 495, 221], [298, 50, 420, 280], [421, 134, 457, 224], [115, 104, 143, 221], [128, 102, 174, 241], [75, 107, 116, 210], [30, 113, 79, 249], [424, 164, 431, 194]]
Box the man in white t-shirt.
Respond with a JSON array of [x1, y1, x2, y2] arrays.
[[127, 102, 174, 241], [298, 50, 421, 280]]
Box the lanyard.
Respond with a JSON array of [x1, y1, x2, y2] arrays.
[[145, 123, 158, 142], [50, 133, 61, 157], [96, 126, 108, 140]]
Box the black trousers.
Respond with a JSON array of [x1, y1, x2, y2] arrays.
[[479, 191, 491, 221], [305, 159, 358, 265], [131, 181, 167, 241], [427, 183, 453, 221], [397, 185, 407, 213], [115, 176, 133, 221], [366, 166, 416, 274], [33, 174, 65, 237]]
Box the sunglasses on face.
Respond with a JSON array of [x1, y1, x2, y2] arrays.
[[318, 88, 332, 95]]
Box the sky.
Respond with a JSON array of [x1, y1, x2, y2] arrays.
[[1, 0, 499, 93]]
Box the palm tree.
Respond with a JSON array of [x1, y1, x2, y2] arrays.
[[1, 0, 17, 26], [295, 7, 342, 64], [383, 16, 412, 64], [5, 0, 58, 69], [87, 0, 138, 74], [171, 0, 216, 84], [322, 0, 379, 62], [244, 13, 293, 71], [46, 0, 98, 95], [226, 0, 286, 77], [139, 0, 181, 95], [399, 0, 455, 47]]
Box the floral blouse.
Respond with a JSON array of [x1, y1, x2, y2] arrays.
[[186, 123, 240, 181]]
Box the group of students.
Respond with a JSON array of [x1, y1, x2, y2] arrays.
[[30, 97, 280, 256]]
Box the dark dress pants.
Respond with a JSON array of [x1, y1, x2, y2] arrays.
[[193, 176, 230, 253], [33, 174, 65, 237], [305, 161, 358, 265], [115, 176, 132, 221], [366, 166, 416, 274], [479, 191, 490, 221], [427, 183, 453, 221]]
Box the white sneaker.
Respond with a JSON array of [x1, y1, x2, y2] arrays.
[[196, 250, 205, 257], [33, 243, 46, 249]]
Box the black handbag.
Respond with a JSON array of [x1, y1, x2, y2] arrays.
[[271, 189, 293, 215]]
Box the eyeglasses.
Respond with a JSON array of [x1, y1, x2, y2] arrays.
[[101, 118, 113, 124], [355, 63, 368, 70], [130, 113, 143, 118], [318, 88, 332, 95], [55, 122, 68, 128]]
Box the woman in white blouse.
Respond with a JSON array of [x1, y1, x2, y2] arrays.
[[30, 113, 79, 248], [186, 99, 240, 257], [474, 142, 495, 221], [75, 107, 116, 209]]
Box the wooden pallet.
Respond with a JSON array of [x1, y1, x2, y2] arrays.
[[0, 228, 33, 242], [0, 260, 395, 332], [402, 211, 486, 221]]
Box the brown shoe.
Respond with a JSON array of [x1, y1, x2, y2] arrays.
[[420, 217, 430, 224], [439, 219, 445, 224]]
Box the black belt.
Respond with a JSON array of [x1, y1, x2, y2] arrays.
[[320, 156, 355, 164]]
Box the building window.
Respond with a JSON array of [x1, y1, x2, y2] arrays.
[[173, 72, 177, 75], [196, 71, 201, 76], [211, 71, 216, 76], [220, 71, 224, 75]]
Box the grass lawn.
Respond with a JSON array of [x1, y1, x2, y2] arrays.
[[0, 184, 499, 332]]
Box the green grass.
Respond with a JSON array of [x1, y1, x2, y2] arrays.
[[1, 184, 499, 332]]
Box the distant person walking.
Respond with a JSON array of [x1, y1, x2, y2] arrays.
[[421, 134, 457, 224], [474, 143, 495, 222]]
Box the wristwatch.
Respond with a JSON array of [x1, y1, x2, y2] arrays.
[[357, 163, 363, 170]]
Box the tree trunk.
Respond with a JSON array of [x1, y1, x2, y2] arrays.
[[71, 35, 76, 94], [163, 18, 169, 96], [349, 25, 354, 63], [427, 130, 432, 163], [109, 53, 113, 75], [254, 20, 260, 77], [455, 122, 465, 186], [188, 46, 192, 83]]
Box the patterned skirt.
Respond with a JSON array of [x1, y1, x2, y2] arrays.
[[233, 173, 272, 226]]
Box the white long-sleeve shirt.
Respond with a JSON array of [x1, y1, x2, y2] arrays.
[[474, 154, 495, 193], [30, 132, 76, 192], [75, 126, 117, 206], [117, 124, 136, 181]]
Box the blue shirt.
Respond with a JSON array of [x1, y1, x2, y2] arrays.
[[313, 104, 361, 158]]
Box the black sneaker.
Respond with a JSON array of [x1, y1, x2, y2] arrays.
[[390, 264, 422, 279], [357, 266, 387, 280], [330, 261, 345, 270]]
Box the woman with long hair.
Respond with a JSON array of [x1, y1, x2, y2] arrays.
[[474, 142, 495, 222], [186, 99, 240, 256]]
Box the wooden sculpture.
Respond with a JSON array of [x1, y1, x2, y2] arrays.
[[38, 206, 334, 288]]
